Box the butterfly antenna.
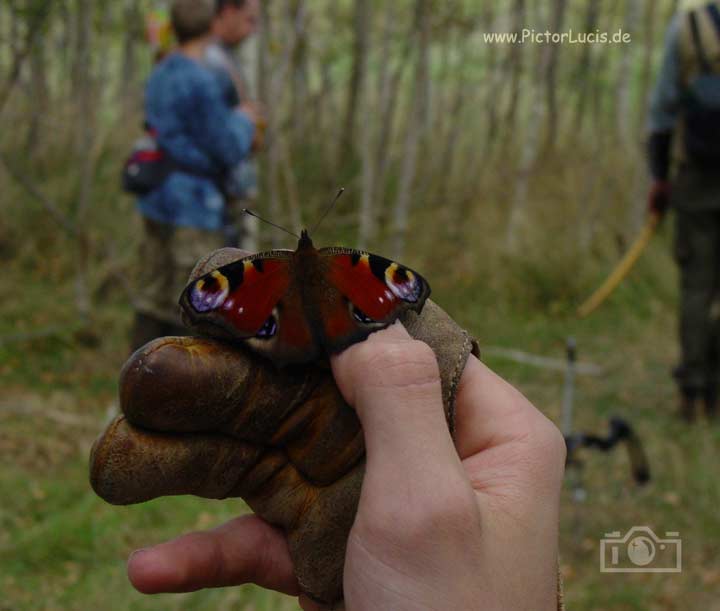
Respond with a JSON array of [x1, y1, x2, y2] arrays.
[[242, 209, 300, 239], [311, 188, 345, 234]]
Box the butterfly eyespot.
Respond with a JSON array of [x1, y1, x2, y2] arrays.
[[384, 264, 421, 302], [190, 271, 229, 312], [351, 304, 376, 324], [256, 314, 278, 338]]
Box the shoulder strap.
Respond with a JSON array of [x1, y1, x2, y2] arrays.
[[689, 9, 713, 74], [707, 3, 720, 43]]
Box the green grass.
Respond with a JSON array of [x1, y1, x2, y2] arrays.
[[1, 231, 719, 610], [0, 262, 298, 610], [0, 443, 298, 611]]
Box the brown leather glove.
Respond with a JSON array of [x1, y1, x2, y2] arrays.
[[90, 248, 478, 606]]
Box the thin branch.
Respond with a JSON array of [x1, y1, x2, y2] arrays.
[[0, 150, 77, 237], [0, 1, 52, 114], [0, 399, 98, 429], [0, 324, 83, 346], [482, 346, 605, 377]]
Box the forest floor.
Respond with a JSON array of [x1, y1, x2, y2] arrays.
[[1, 252, 719, 611]]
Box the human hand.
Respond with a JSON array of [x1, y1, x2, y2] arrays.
[[305, 322, 565, 611], [237, 101, 265, 127], [647, 180, 671, 217], [237, 102, 266, 150], [90, 249, 564, 610]]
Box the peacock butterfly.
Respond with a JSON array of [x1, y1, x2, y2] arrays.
[[179, 228, 431, 366]]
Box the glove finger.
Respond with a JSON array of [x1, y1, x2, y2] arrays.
[[90, 415, 360, 604], [121, 336, 365, 486], [121, 336, 319, 442], [90, 417, 339, 538], [128, 514, 300, 596], [90, 416, 279, 504]]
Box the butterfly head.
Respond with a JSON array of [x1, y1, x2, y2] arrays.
[[297, 229, 314, 251]]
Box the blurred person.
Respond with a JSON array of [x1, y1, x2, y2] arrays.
[[130, 0, 257, 350], [647, 1, 720, 421], [205, 0, 262, 249]]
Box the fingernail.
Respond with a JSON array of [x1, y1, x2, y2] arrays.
[[129, 547, 149, 562]]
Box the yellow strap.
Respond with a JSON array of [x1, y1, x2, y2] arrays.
[[577, 213, 660, 318]]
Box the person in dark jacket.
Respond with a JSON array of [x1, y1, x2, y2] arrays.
[[647, 1, 720, 421], [131, 0, 257, 351]]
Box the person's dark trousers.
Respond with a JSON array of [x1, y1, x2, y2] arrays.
[[673, 207, 720, 419], [130, 312, 188, 354]]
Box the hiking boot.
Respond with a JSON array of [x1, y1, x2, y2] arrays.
[[704, 387, 717, 420]]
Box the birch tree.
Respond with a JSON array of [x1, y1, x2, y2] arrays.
[[340, 0, 370, 168], [542, 0, 567, 152], [505, 3, 549, 252], [391, 0, 430, 259]]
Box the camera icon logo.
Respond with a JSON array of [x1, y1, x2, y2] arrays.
[[600, 526, 682, 573]]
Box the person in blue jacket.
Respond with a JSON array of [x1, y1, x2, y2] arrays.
[[205, 0, 262, 249], [131, 0, 259, 351]]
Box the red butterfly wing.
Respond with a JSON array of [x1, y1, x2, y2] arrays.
[[317, 248, 431, 353], [179, 251, 317, 364], [180, 240, 430, 364]]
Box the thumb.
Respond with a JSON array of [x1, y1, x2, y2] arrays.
[[330, 322, 463, 483]]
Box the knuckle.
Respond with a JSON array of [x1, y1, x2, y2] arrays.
[[532, 417, 567, 470], [518, 416, 567, 493]]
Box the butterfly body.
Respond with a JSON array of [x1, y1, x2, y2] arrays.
[[180, 230, 431, 366]]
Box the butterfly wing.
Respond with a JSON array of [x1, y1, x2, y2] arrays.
[[179, 250, 318, 364], [317, 248, 431, 354]]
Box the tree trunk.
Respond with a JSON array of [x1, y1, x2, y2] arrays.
[[358, 7, 377, 249], [121, 0, 143, 119], [72, 0, 94, 322], [259, 0, 294, 245], [505, 3, 549, 252], [374, 5, 415, 228], [481, 3, 500, 154], [504, 0, 526, 143], [289, 0, 309, 147], [617, 0, 642, 146], [258, 0, 281, 246], [636, 0, 658, 135], [0, 0, 49, 116], [572, 0, 599, 139], [340, 0, 370, 167], [542, 0, 567, 152], [391, 0, 430, 260], [25, 29, 47, 154]]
